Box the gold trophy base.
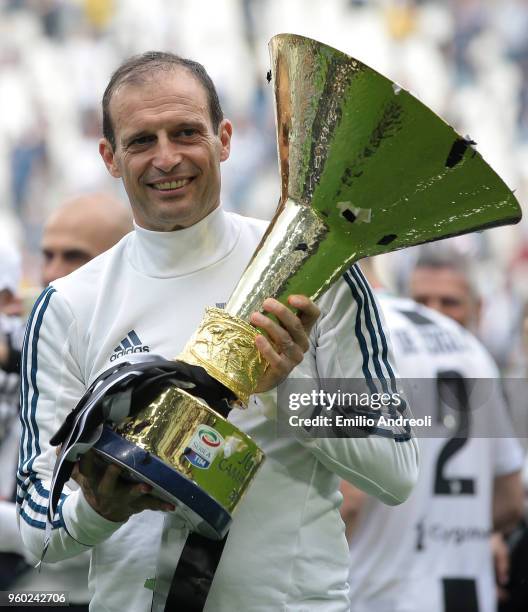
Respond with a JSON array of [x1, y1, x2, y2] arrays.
[[93, 386, 264, 538]]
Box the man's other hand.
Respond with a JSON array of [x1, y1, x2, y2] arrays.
[[72, 450, 175, 523], [251, 295, 320, 393]]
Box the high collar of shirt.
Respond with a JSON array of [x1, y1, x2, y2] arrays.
[[127, 206, 238, 278]]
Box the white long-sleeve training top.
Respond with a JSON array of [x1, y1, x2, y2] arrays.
[[17, 207, 418, 612]]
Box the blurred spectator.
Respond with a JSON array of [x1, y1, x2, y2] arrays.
[[408, 247, 481, 332], [405, 244, 527, 374], [41, 192, 132, 285], [82, 0, 115, 33], [0, 243, 23, 494], [342, 257, 524, 612], [0, 243, 26, 590], [10, 130, 47, 215], [0, 192, 132, 610], [0, 242, 22, 318], [408, 246, 526, 611], [0, 0, 525, 252]]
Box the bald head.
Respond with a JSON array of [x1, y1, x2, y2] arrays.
[[42, 193, 133, 285]]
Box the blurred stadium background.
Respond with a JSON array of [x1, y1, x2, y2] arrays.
[[1, 0, 527, 374]]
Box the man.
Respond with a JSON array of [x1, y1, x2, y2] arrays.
[[1, 194, 132, 610], [408, 249, 481, 331], [408, 249, 523, 539], [0, 242, 24, 527], [409, 247, 525, 608], [41, 193, 133, 286], [17, 52, 418, 611], [342, 256, 523, 612]]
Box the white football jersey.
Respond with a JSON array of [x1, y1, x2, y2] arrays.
[[348, 293, 524, 612]]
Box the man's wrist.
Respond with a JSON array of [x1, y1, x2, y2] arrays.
[[62, 489, 124, 547]]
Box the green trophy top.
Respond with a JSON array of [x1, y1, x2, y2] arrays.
[[267, 34, 521, 297]]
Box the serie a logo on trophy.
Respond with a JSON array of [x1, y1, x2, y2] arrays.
[[47, 34, 521, 547]]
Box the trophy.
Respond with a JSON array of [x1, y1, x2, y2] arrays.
[[50, 34, 522, 543]]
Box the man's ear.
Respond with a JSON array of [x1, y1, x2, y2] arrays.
[[99, 138, 122, 178], [218, 119, 233, 163]]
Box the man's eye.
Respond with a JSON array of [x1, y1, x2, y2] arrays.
[[179, 128, 197, 137], [130, 135, 153, 146], [64, 251, 91, 264], [441, 298, 463, 308]]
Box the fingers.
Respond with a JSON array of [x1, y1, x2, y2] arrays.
[[71, 462, 83, 486], [251, 310, 305, 360], [287, 295, 320, 336], [254, 333, 300, 376], [250, 296, 320, 355], [132, 494, 175, 514], [98, 464, 124, 498], [266, 298, 309, 351], [251, 297, 315, 353], [76, 449, 176, 521], [78, 451, 98, 481], [250, 296, 321, 394], [127, 482, 173, 512], [128, 482, 153, 500]]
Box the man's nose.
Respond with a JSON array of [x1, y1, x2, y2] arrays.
[[152, 136, 182, 173]]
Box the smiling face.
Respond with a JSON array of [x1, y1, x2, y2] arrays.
[[99, 67, 232, 231]]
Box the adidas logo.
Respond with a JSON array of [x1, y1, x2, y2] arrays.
[[110, 330, 150, 362]]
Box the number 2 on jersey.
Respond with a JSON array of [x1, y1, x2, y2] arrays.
[[434, 371, 475, 495]]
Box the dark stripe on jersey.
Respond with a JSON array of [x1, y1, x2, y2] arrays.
[[17, 475, 66, 514], [397, 309, 436, 327], [353, 269, 409, 434], [28, 288, 56, 471], [17, 475, 65, 497], [17, 493, 47, 515], [16, 287, 81, 534], [17, 473, 56, 495], [344, 269, 412, 442], [348, 266, 389, 393], [19, 486, 66, 531], [121, 337, 132, 350], [17, 482, 66, 530], [352, 266, 398, 391], [342, 269, 378, 394], [17, 288, 66, 525], [19, 287, 55, 479], [17, 477, 65, 500], [19, 508, 62, 530], [19, 288, 47, 475]]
